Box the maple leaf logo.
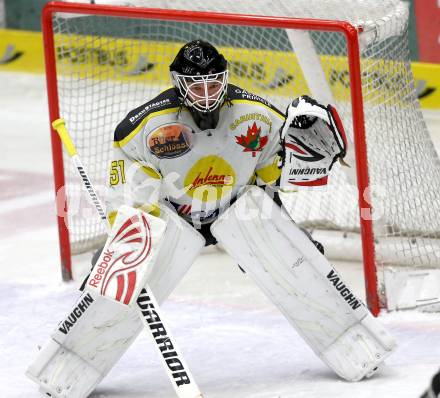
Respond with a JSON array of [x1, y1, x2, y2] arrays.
[[235, 122, 268, 157]]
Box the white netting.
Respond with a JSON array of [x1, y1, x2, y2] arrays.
[[48, 1, 440, 302], [89, 0, 407, 26]]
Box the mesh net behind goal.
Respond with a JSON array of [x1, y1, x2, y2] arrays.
[[45, 1, 440, 306]]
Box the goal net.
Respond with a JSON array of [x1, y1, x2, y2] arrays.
[[42, 0, 440, 313]]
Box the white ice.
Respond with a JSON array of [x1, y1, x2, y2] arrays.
[[1, 71, 440, 398]]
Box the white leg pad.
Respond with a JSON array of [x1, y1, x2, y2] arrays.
[[33, 341, 100, 398], [26, 293, 139, 398], [211, 186, 396, 381], [26, 205, 205, 398]]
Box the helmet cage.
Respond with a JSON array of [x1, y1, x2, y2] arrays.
[[172, 70, 228, 113]]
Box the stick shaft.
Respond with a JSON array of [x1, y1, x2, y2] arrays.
[[53, 118, 108, 229], [72, 154, 109, 228]]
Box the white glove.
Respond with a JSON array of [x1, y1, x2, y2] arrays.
[[279, 95, 348, 189]]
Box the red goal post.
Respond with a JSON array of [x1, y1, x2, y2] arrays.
[[41, 1, 438, 316]]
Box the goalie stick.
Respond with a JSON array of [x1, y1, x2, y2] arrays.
[[52, 118, 203, 398], [421, 368, 440, 398]]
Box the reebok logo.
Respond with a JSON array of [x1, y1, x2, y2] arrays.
[[88, 249, 115, 288]]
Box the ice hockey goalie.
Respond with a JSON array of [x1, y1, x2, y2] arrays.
[[26, 39, 395, 398]]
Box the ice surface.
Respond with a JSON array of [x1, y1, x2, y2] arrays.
[[1, 72, 440, 397]]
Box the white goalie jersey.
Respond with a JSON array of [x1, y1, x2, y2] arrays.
[[106, 84, 285, 225]]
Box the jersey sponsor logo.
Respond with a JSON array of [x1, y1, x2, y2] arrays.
[[230, 112, 272, 131], [129, 99, 172, 124], [235, 122, 268, 157], [58, 293, 94, 335], [327, 269, 362, 310], [137, 289, 192, 387], [191, 167, 234, 188], [233, 88, 272, 108], [147, 123, 192, 159], [184, 156, 236, 202]]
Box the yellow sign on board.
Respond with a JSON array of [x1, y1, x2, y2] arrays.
[[1, 28, 439, 108]]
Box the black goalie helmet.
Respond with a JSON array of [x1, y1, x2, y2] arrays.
[[170, 40, 228, 113]]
